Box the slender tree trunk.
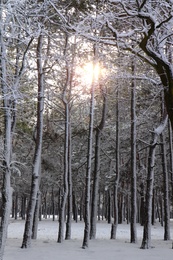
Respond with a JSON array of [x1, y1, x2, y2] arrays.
[[107, 190, 112, 224], [160, 91, 171, 240], [0, 7, 13, 258], [51, 187, 55, 221], [140, 183, 145, 226], [65, 115, 72, 240], [151, 189, 155, 225], [32, 192, 41, 239], [21, 196, 26, 220], [58, 103, 69, 243], [168, 120, 173, 211], [141, 116, 168, 249], [14, 193, 18, 220], [160, 132, 171, 240], [130, 60, 137, 243], [32, 164, 42, 239], [111, 88, 120, 239], [21, 34, 44, 248], [90, 91, 107, 239], [82, 53, 96, 249]]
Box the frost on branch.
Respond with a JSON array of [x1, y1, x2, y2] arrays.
[[154, 115, 168, 135]]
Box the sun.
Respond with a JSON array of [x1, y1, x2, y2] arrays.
[[76, 62, 100, 87]]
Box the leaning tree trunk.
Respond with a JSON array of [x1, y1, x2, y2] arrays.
[[141, 115, 168, 249], [111, 88, 120, 239], [90, 90, 107, 239], [21, 34, 44, 248]]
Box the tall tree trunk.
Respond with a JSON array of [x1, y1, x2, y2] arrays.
[[141, 115, 168, 249], [21, 34, 44, 248], [160, 91, 171, 240], [130, 61, 137, 243], [90, 90, 107, 239], [0, 6, 13, 258], [168, 120, 173, 211], [65, 115, 72, 240], [58, 103, 69, 243], [160, 132, 171, 240], [82, 51, 96, 249], [111, 88, 120, 239]]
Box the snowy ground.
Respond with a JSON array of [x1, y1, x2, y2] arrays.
[[4, 218, 173, 260]]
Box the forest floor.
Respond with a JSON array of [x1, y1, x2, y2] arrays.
[[4, 218, 173, 260]]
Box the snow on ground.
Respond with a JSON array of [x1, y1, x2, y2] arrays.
[[4, 219, 173, 260]]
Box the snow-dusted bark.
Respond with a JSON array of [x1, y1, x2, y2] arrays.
[[141, 115, 168, 249], [90, 90, 107, 240], [82, 57, 96, 249], [32, 189, 41, 239], [21, 34, 44, 248], [0, 7, 12, 259], [0, 2, 33, 257]]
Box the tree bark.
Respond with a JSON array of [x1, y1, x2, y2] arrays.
[[65, 114, 72, 240], [90, 90, 107, 239], [130, 59, 137, 243], [111, 88, 120, 239], [141, 116, 168, 249], [32, 191, 41, 239], [58, 103, 69, 243], [0, 5, 13, 258], [160, 132, 171, 240], [21, 34, 44, 248], [168, 120, 173, 210], [82, 52, 96, 249]]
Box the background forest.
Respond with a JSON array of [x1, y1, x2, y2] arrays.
[[0, 0, 173, 259]]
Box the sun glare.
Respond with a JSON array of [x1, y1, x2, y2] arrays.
[[76, 62, 100, 87]]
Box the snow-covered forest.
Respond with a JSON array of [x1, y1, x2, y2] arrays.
[[1, 0, 173, 259]]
